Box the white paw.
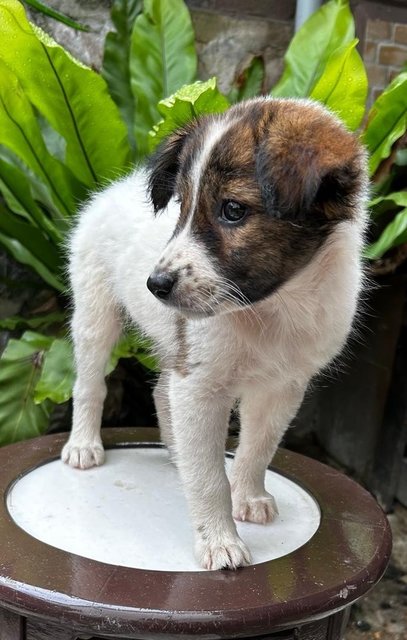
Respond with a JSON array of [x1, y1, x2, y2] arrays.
[[61, 441, 105, 469], [232, 493, 279, 524], [196, 536, 252, 570]]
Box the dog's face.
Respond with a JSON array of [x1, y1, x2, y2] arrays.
[[146, 98, 366, 317]]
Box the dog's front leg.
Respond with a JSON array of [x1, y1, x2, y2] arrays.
[[169, 372, 251, 570], [61, 276, 122, 469], [231, 382, 306, 524]]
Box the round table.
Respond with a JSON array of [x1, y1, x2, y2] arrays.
[[0, 428, 391, 640]]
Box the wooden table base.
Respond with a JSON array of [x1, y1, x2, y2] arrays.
[[1, 607, 351, 640]]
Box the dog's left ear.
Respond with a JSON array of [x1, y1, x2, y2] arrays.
[[147, 125, 193, 214], [255, 134, 364, 223]]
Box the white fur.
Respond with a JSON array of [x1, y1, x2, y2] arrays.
[[62, 107, 367, 571]]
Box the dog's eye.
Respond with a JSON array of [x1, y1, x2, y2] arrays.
[[220, 200, 247, 223]]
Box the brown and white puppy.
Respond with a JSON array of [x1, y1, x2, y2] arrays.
[[62, 98, 368, 570]]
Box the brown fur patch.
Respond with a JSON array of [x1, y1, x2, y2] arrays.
[[175, 316, 189, 376], [253, 100, 364, 222]]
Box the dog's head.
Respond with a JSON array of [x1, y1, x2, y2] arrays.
[[146, 98, 367, 317]]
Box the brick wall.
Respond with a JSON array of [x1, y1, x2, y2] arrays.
[[363, 18, 407, 106]]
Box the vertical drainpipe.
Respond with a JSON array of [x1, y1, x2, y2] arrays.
[[295, 0, 323, 32]]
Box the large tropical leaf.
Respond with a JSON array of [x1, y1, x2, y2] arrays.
[[130, 0, 197, 158], [362, 72, 407, 175], [149, 78, 229, 151], [102, 0, 142, 156], [0, 61, 77, 218], [0, 0, 131, 186], [0, 331, 53, 445], [272, 0, 354, 98], [310, 39, 367, 131]]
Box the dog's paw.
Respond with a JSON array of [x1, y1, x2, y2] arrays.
[[196, 537, 251, 571], [61, 441, 105, 469], [232, 493, 279, 524]]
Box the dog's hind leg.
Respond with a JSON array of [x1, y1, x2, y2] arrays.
[[62, 266, 121, 470], [153, 372, 176, 458], [230, 382, 305, 524]]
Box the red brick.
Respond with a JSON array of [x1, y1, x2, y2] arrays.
[[364, 40, 377, 63], [366, 19, 391, 41], [378, 44, 407, 66], [394, 24, 407, 45]]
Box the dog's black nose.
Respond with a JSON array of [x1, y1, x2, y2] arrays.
[[147, 272, 176, 300]]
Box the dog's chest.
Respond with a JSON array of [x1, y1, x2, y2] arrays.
[[180, 318, 315, 393]]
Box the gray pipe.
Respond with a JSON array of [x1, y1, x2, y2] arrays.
[[295, 0, 323, 32]]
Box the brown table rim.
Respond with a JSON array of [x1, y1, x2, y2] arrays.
[[0, 428, 392, 638]]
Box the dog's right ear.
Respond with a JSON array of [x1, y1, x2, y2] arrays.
[[147, 126, 191, 214]]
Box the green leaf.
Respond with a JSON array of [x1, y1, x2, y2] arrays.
[[102, 0, 142, 156], [0, 331, 53, 445], [0, 146, 65, 229], [24, 0, 90, 31], [0, 230, 64, 290], [34, 337, 74, 404], [272, 0, 354, 98], [0, 311, 65, 330], [0, 61, 77, 217], [0, 146, 82, 241], [0, 150, 63, 244], [0, 202, 61, 271], [134, 350, 158, 371], [365, 207, 407, 259], [149, 78, 229, 151], [370, 190, 407, 211], [228, 56, 265, 103], [310, 39, 367, 130], [362, 72, 407, 175], [130, 0, 197, 158], [0, 0, 131, 185], [108, 332, 157, 372], [36, 112, 67, 164]]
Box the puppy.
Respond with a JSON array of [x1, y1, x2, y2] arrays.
[[62, 97, 368, 570]]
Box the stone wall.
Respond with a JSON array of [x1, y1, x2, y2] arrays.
[[27, 0, 294, 94], [191, 10, 292, 94]]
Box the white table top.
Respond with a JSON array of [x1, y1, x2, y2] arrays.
[[7, 447, 320, 572]]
